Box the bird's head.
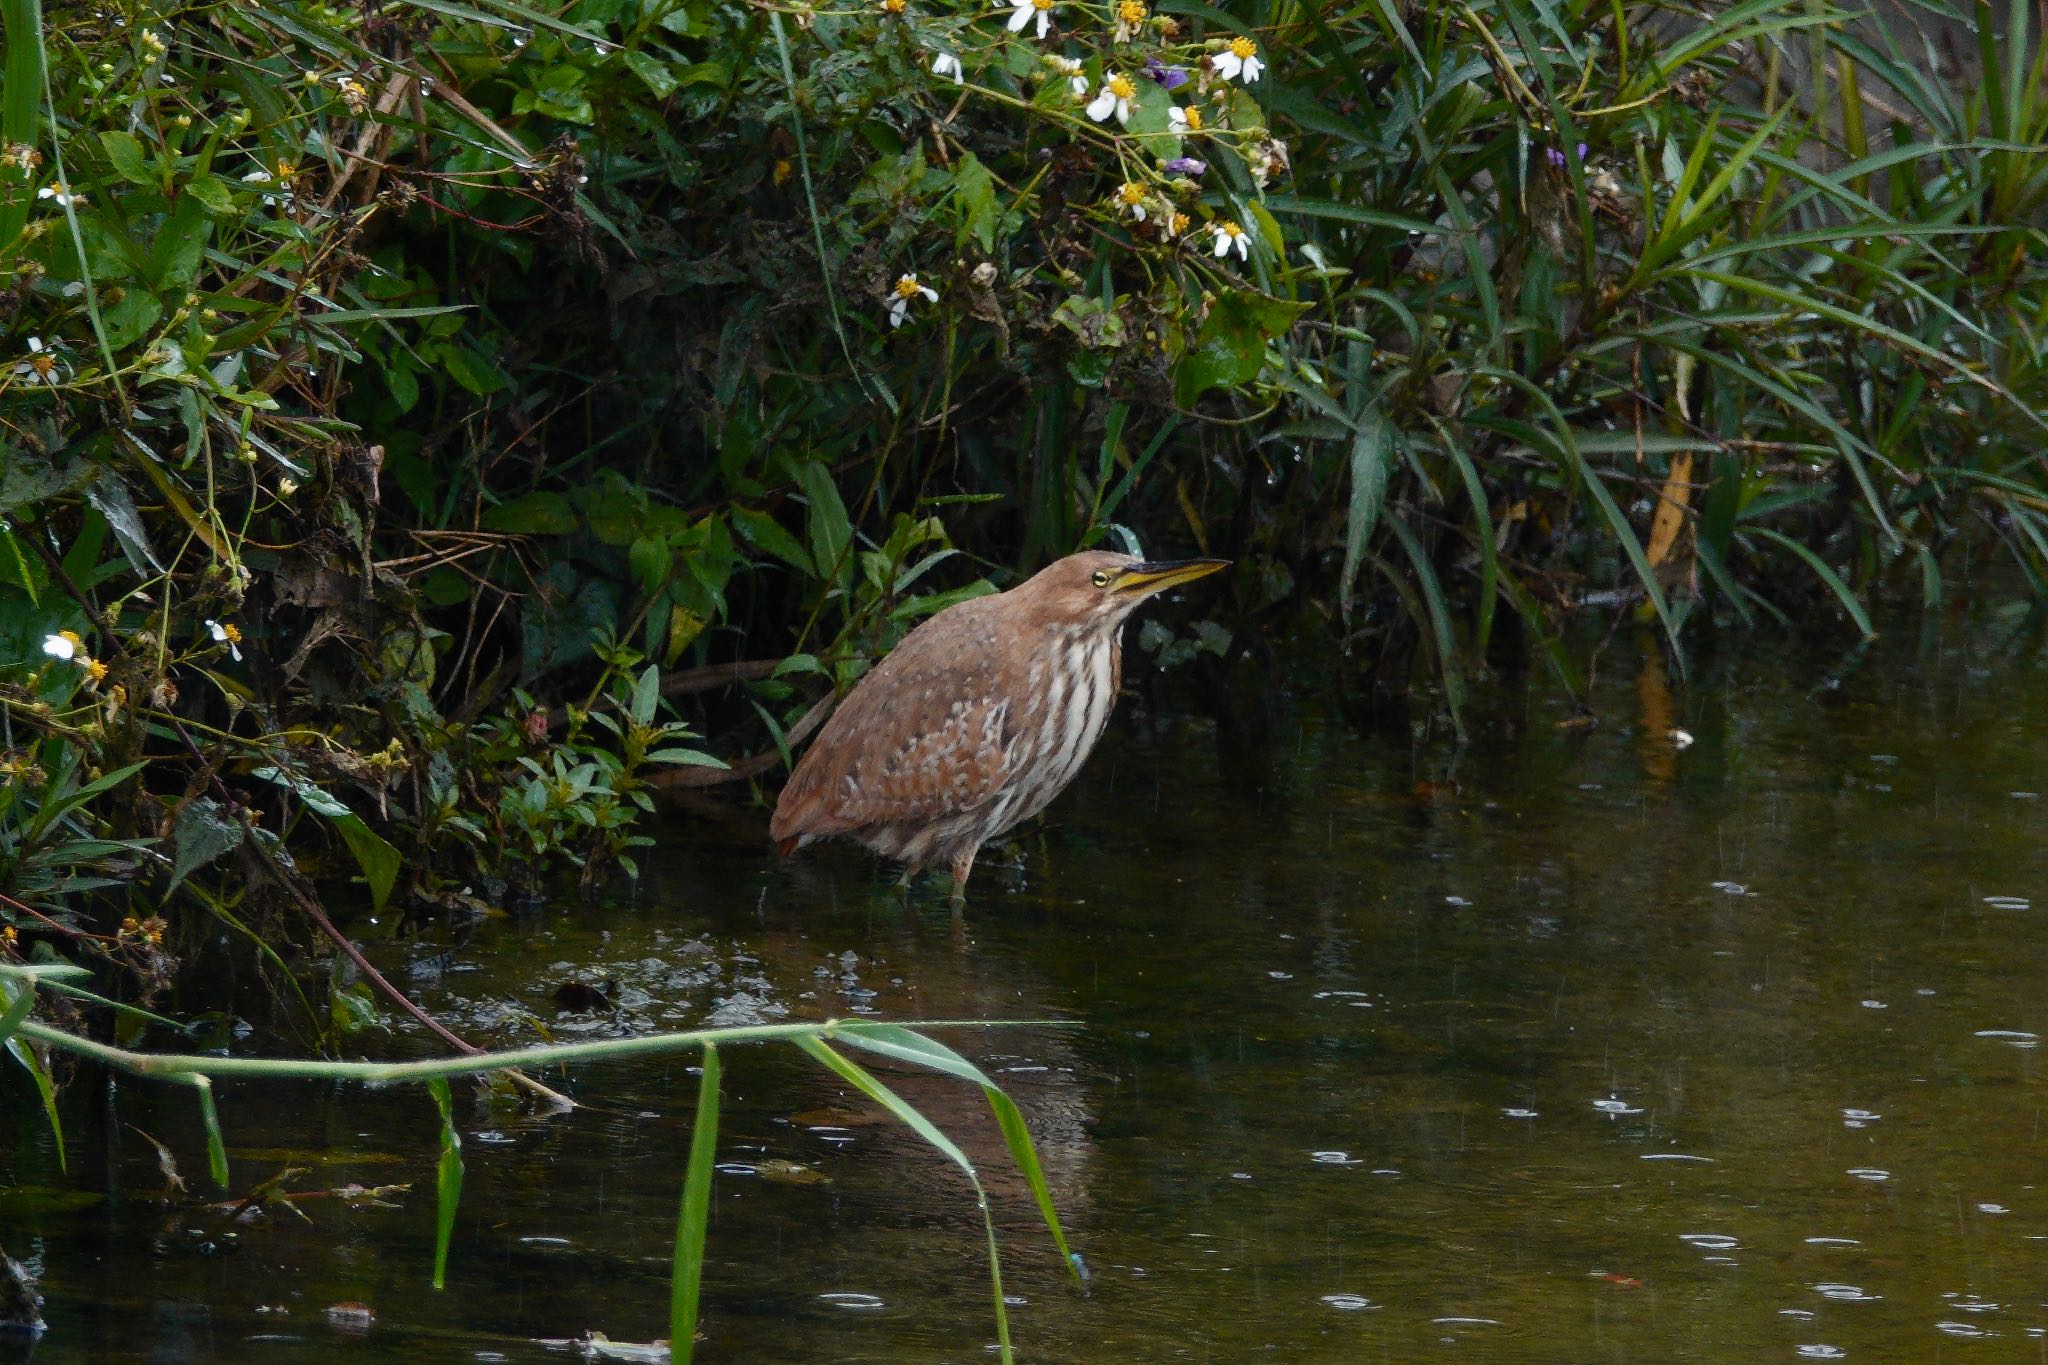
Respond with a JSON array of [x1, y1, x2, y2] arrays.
[[1019, 550, 1230, 633]]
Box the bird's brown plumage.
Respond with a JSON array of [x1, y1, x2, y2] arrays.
[[769, 550, 1226, 891]]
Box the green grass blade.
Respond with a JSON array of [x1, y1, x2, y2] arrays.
[[839, 1024, 1079, 1280], [671, 1041, 721, 1364], [427, 1077, 465, 1290], [5, 1036, 65, 1172], [0, 976, 33, 1048], [1739, 526, 1876, 638], [797, 1036, 1013, 1363], [184, 1074, 230, 1189], [0, 0, 43, 254], [1384, 515, 1466, 733]]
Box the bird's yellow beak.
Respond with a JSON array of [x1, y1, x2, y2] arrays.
[[1110, 558, 1231, 597]]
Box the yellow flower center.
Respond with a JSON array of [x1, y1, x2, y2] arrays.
[[882, 0, 906, 12], [1170, 212, 1190, 234], [1032, 0, 1052, 11], [1118, 182, 1144, 205], [277, 161, 297, 179], [1229, 36, 1257, 58], [28, 353, 56, 376], [85, 658, 108, 683], [1182, 106, 1203, 130], [893, 275, 924, 299], [58, 630, 82, 650], [1108, 74, 1135, 99], [1220, 221, 1243, 238], [222, 623, 243, 644], [1119, 0, 1145, 21]]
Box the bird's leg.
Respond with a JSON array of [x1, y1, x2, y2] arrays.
[[947, 845, 979, 906]]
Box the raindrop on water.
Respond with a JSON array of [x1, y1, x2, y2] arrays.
[[1795, 1347, 1846, 1360], [1593, 1097, 1643, 1116], [1982, 895, 2031, 911], [1321, 1294, 1378, 1311], [1846, 1168, 1890, 1182], [1680, 1233, 1739, 1251], [1502, 1108, 1539, 1119], [1934, 1321, 1993, 1339], [1815, 1283, 1881, 1302], [818, 1292, 886, 1311]]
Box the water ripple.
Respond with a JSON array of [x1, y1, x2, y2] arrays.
[[1321, 1294, 1378, 1311], [817, 1292, 886, 1312]]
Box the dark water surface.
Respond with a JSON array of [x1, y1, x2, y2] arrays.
[[7, 618, 2048, 1363]]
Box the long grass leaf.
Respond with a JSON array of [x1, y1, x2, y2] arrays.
[[839, 1025, 1079, 1279], [5, 1036, 65, 1172], [671, 1041, 721, 1364], [1740, 526, 1876, 637], [797, 1036, 1013, 1363], [427, 1078, 464, 1291]]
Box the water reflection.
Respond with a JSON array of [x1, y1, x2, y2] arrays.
[[7, 614, 2048, 1361]]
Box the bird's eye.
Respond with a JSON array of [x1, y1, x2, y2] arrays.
[[1091, 570, 1111, 588]]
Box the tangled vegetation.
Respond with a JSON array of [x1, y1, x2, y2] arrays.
[[0, 0, 2045, 992]]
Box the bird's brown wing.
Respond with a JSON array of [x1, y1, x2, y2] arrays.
[[770, 600, 1023, 845]]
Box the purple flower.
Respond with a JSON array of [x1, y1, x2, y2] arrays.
[[1144, 56, 1189, 90], [1545, 142, 1589, 169], [1163, 157, 1207, 177]]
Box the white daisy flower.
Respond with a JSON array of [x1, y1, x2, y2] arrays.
[[1006, 0, 1054, 39], [1115, 181, 1148, 222], [1211, 220, 1250, 260], [205, 618, 244, 661], [13, 336, 63, 385], [1050, 56, 1088, 96], [36, 182, 83, 208], [42, 631, 80, 661], [1086, 73, 1137, 124], [888, 273, 939, 328], [1213, 36, 1263, 83], [1168, 104, 1203, 133], [931, 51, 963, 82]]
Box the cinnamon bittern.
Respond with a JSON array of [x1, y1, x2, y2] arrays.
[[770, 550, 1229, 893]]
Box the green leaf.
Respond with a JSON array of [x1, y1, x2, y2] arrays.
[[187, 1074, 229, 1189], [427, 1077, 464, 1290], [184, 172, 234, 215], [6, 1034, 65, 1172], [630, 664, 660, 727], [483, 491, 578, 535], [796, 1036, 1015, 1360], [250, 769, 401, 911], [168, 797, 246, 895], [793, 463, 852, 584], [953, 152, 997, 253], [331, 814, 401, 913], [623, 48, 679, 98], [0, 977, 34, 1050], [839, 1025, 1078, 1279], [100, 129, 154, 185], [731, 507, 811, 574], [1338, 407, 1391, 619], [1174, 290, 1310, 405], [672, 1042, 721, 1364], [438, 343, 507, 396]]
